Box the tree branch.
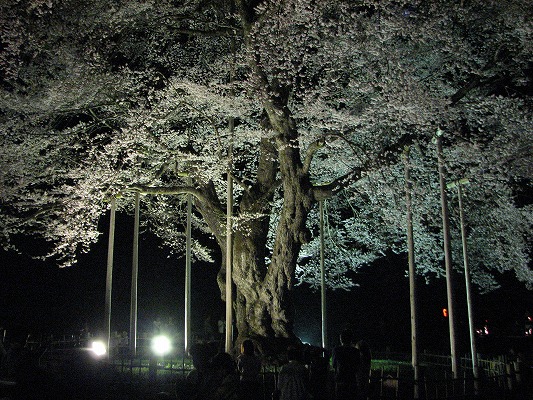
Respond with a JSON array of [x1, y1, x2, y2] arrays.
[[235, 0, 291, 136], [129, 184, 213, 207], [313, 134, 417, 201], [4, 203, 61, 228], [450, 74, 504, 105], [302, 138, 325, 175], [450, 76, 481, 105]]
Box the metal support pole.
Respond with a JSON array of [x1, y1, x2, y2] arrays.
[[130, 192, 140, 356], [435, 132, 458, 378], [105, 197, 116, 357], [456, 180, 479, 385], [319, 200, 327, 349], [185, 189, 192, 355], [225, 30, 236, 353], [404, 147, 419, 398], [225, 171, 233, 352]]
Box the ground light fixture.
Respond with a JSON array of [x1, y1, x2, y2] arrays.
[[90, 340, 107, 357], [151, 334, 172, 356]]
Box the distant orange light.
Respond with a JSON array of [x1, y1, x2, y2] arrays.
[[442, 308, 448, 317]]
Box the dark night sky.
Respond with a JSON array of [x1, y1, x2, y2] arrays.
[[1, 213, 532, 355], [0, 214, 224, 338]]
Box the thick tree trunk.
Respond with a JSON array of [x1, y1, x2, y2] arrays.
[[212, 4, 314, 351], [215, 119, 314, 355], [228, 196, 312, 356]]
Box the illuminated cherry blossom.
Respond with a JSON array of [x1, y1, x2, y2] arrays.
[[1, 0, 531, 345]]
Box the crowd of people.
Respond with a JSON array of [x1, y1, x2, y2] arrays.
[[331, 329, 371, 400], [1, 326, 370, 400], [177, 328, 371, 400], [0, 329, 61, 399]]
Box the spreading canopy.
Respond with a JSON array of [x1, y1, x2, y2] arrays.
[[1, 0, 532, 343]]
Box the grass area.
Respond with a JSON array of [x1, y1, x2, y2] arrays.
[[371, 358, 412, 373]]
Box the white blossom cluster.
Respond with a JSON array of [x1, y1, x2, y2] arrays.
[[0, 0, 531, 297]]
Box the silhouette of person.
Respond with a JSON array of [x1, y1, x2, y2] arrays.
[[183, 342, 212, 399], [204, 314, 215, 340], [355, 340, 371, 400], [211, 352, 240, 400], [237, 339, 262, 400], [307, 346, 330, 400], [332, 329, 361, 400], [277, 347, 310, 400], [218, 318, 225, 339]]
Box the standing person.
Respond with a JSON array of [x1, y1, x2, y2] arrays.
[[332, 329, 361, 400], [204, 314, 215, 341], [211, 352, 240, 400], [182, 342, 212, 399], [276, 347, 310, 400], [305, 346, 331, 400], [217, 317, 225, 340], [237, 339, 262, 400], [355, 340, 371, 400]]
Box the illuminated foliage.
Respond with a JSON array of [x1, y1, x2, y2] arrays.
[[1, 0, 532, 343]]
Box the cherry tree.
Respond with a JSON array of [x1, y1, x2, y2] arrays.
[[1, 0, 532, 348]]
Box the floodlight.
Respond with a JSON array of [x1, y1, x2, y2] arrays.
[[151, 335, 171, 356], [91, 340, 107, 357]]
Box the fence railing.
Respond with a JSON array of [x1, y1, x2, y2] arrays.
[[31, 339, 532, 400]]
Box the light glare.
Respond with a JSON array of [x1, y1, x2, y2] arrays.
[[91, 340, 107, 356], [151, 335, 171, 356]]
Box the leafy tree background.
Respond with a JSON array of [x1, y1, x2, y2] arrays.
[[1, 0, 532, 348]]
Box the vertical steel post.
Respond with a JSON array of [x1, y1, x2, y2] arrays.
[[130, 192, 140, 356], [225, 30, 236, 353], [457, 182, 479, 385], [404, 147, 419, 398], [436, 133, 458, 378], [225, 169, 233, 352], [105, 197, 116, 357], [319, 200, 327, 349], [185, 188, 192, 355]]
